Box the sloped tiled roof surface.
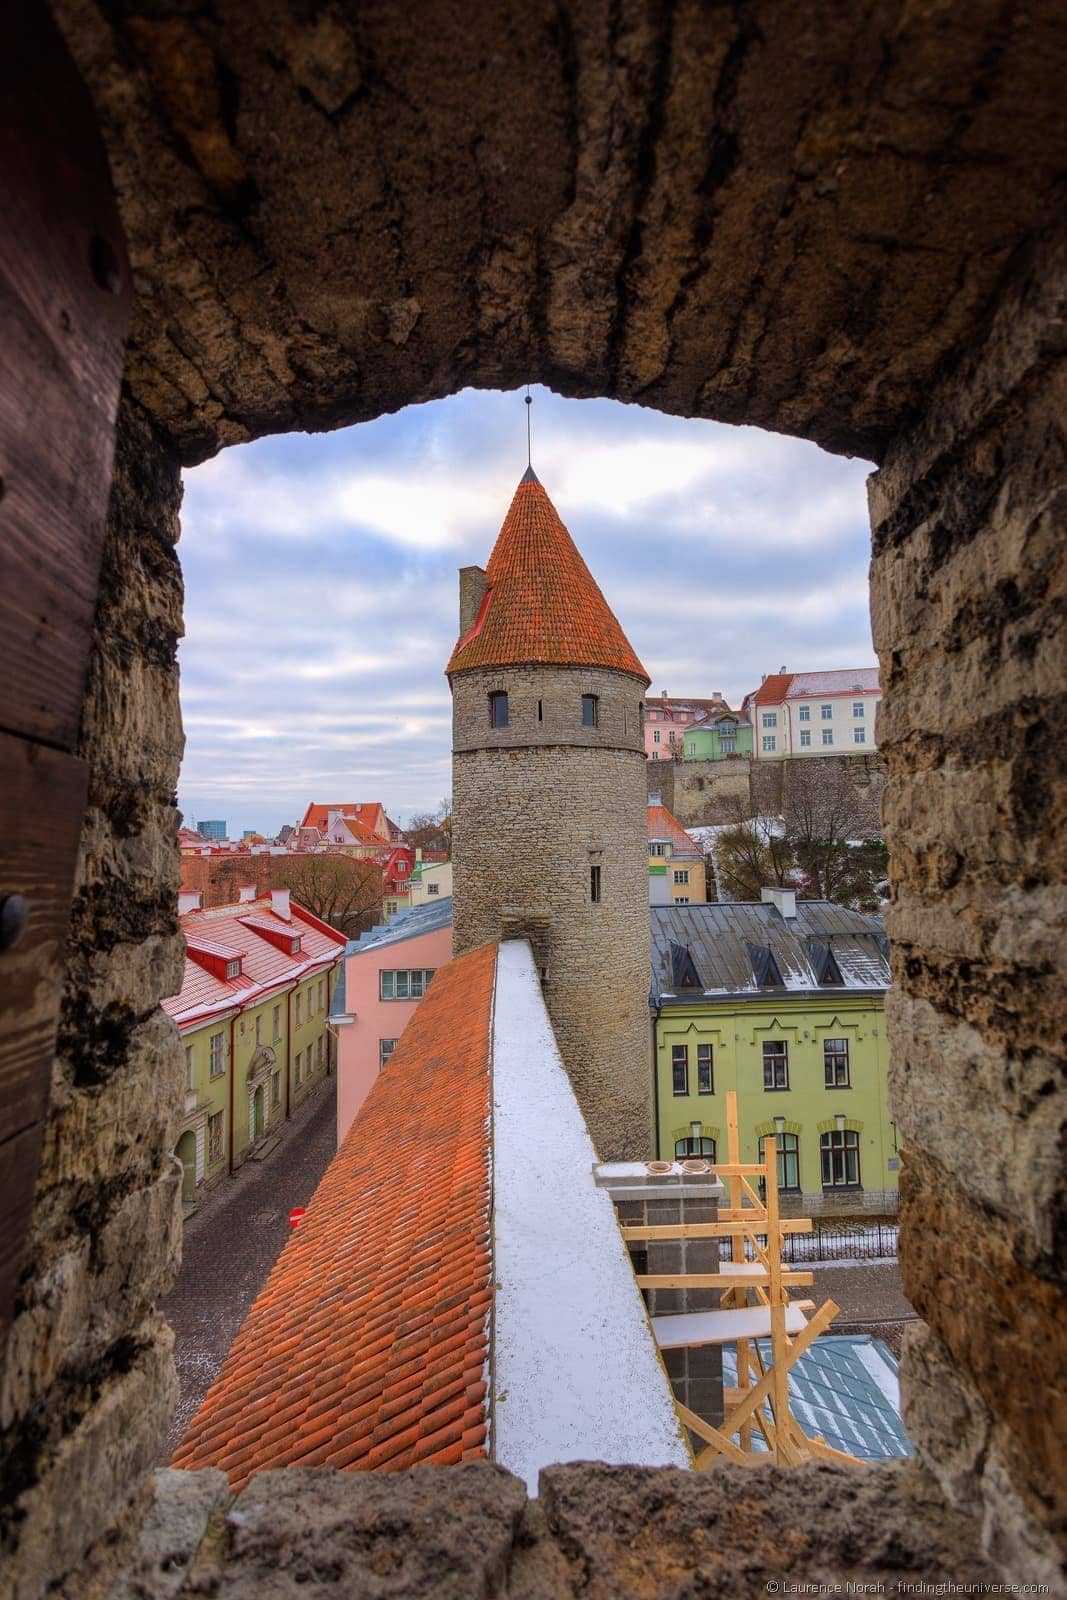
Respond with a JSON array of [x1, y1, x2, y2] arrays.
[[650, 901, 890, 999], [447, 471, 648, 681], [647, 804, 703, 861], [751, 673, 795, 705], [172, 941, 496, 1487], [300, 802, 390, 839], [162, 897, 345, 1025], [723, 1335, 912, 1460]]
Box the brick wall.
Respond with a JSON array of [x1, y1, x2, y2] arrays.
[[452, 664, 652, 1159]]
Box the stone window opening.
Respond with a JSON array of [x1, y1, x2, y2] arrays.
[[488, 689, 509, 728], [537, 698, 543, 722], [589, 864, 602, 903], [5, 24, 1061, 1583], [581, 693, 598, 727]]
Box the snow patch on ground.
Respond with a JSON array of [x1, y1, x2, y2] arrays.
[[490, 940, 690, 1490]]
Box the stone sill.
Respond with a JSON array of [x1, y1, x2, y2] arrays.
[[102, 1458, 996, 1600]]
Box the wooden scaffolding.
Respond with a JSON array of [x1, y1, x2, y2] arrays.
[[623, 1092, 861, 1467]]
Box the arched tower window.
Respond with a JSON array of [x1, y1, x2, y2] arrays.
[[488, 690, 509, 728]]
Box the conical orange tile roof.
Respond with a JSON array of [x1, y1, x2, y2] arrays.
[[446, 468, 649, 681]]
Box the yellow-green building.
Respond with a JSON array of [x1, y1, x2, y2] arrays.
[[165, 890, 346, 1205], [650, 887, 897, 1216]]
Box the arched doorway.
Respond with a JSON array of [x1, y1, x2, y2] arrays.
[[176, 1130, 197, 1206]]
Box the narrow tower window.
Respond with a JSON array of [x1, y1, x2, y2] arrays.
[[581, 694, 599, 727], [537, 699, 543, 722], [590, 865, 602, 903], [488, 691, 509, 728]]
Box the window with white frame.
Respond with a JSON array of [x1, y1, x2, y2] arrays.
[[652, 729, 661, 743], [854, 728, 866, 744], [675, 1135, 716, 1160], [209, 1032, 225, 1078], [824, 1036, 851, 1087], [762, 1039, 789, 1090], [821, 1129, 861, 1187], [295, 992, 303, 1026], [821, 704, 833, 719], [853, 701, 865, 717], [798, 705, 811, 722], [649, 841, 666, 857], [272, 1004, 281, 1041], [673, 869, 690, 884], [822, 729, 834, 745], [686, 742, 696, 756], [380, 968, 436, 1000], [676, 896, 690, 904], [427, 882, 440, 894], [761, 712, 777, 728], [800, 730, 812, 747], [379, 1038, 398, 1069], [671, 1044, 688, 1096], [668, 730, 676, 743], [697, 1043, 713, 1094], [762, 735, 776, 752]]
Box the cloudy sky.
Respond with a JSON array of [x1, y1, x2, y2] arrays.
[[177, 387, 877, 836]]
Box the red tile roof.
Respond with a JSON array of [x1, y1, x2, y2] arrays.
[[300, 802, 391, 840], [171, 941, 497, 1487], [447, 470, 649, 681], [647, 804, 703, 861], [752, 673, 795, 705], [162, 897, 345, 1028]]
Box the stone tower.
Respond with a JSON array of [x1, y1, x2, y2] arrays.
[[448, 466, 652, 1158]]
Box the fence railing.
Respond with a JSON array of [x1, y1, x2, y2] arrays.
[[720, 1221, 899, 1264]]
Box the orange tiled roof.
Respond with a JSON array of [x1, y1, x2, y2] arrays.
[[447, 470, 649, 681], [752, 673, 794, 705], [171, 942, 496, 1487], [648, 803, 703, 861], [300, 802, 390, 840]]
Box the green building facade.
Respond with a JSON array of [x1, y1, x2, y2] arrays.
[[682, 711, 753, 761], [651, 892, 897, 1216]]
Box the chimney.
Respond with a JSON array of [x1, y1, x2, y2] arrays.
[[271, 888, 291, 920], [415, 846, 423, 862], [178, 891, 202, 915], [761, 884, 797, 920], [327, 808, 341, 828], [458, 566, 487, 634], [661, 690, 668, 701], [239, 885, 256, 902]]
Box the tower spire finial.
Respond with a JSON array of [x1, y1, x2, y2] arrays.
[[525, 384, 532, 469]]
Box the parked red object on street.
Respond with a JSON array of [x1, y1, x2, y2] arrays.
[[288, 1207, 306, 1229]]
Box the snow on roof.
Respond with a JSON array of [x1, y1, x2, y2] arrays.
[[490, 940, 690, 1489], [786, 668, 881, 697]]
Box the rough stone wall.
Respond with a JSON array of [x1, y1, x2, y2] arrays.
[[870, 229, 1066, 1580], [179, 853, 286, 909], [452, 666, 651, 1159], [50, 1, 1066, 467], [652, 753, 885, 837], [0, 395, 186, 1600]]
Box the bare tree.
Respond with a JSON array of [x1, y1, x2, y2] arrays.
[[785, 762, 886, 904], [275, 853, 382, 936], [405, 798, 452, 854], [713, 799, 794, 902]]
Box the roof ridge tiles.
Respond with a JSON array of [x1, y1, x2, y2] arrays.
[[447, 474, 648, 680]]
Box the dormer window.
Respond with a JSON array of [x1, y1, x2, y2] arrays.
[[489, 691, 509, 728], [226, 959, 240, 979], [581, 694, 598, 727]]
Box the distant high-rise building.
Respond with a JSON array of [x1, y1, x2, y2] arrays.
[[199, 819, 227, 841], [447, 466, 652, 1159]]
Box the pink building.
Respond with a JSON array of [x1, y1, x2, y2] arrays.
[[329, 897, 453, 1144], [643, 690, 731, 759]]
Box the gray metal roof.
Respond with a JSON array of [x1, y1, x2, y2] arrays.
[[722, 1335, 912, 1460], [650, 900, 889, 1002], [328, 898, 453, 1017]]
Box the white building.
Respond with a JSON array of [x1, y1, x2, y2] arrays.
[[742, 669, 881, 759]]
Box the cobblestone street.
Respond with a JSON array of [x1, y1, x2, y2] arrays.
[[160, 1079, 338, 1460]]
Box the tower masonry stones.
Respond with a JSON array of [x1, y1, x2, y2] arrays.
[[448, 466, 652, 1158]]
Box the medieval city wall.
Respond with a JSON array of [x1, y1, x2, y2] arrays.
[[649, 752, 886, 837]]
